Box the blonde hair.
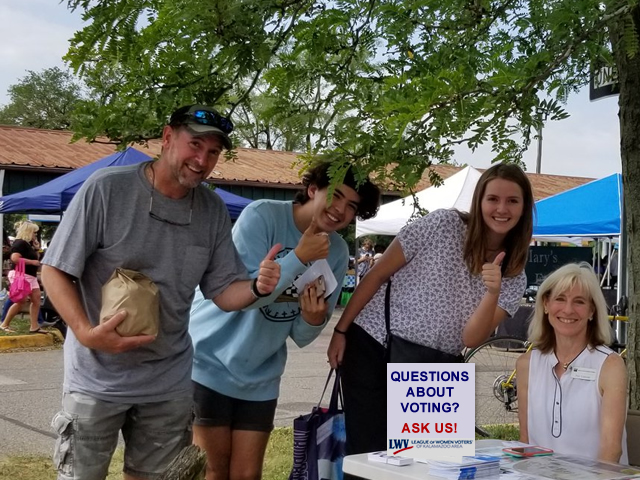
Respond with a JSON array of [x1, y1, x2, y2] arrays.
[[15, 221, 39, 242], [528, 262, 612, 353]]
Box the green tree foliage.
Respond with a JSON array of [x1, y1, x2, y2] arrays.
[[232, 83, 335, 152], [64, 0, 600, 185], [0, 67, 83, 130], [65, 0, 640, 402], [65, 0, 325, 144], [65, 1, 366, 152]]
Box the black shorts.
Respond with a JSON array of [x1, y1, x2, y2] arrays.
[[192, 381, 277, 432]]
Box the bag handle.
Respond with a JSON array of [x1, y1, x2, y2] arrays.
[[383, 280, 392, 358], [16, 258, 25, 275], [328, 368, 343, 413], [316, 368, 343, 413]]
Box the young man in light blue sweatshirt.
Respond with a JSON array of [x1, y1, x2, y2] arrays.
[[189, 161, 380, 480]]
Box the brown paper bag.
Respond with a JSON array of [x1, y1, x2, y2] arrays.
[[99, 268, 159, 336]]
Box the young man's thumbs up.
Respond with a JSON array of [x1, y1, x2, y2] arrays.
[[295, 217, 330, 264]]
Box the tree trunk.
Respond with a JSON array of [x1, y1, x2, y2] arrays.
[[157, 445, 206, 480], [610, 5, 640, 408]]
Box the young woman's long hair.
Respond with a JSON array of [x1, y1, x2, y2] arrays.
[[461, 164, 534, 277]]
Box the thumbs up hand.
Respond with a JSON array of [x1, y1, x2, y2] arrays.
[[482, 251, 505, 295], [295, 217, 330, 264], [255, 244, 282, 296]]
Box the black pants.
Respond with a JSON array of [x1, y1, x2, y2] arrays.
[[342, 324, 387, 456], [341, 324, 462, 460]]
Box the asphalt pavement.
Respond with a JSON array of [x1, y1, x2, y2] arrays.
[[0, 310, 341, 460]]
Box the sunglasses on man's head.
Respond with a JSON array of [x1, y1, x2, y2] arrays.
[[177, 110, 234, 134]]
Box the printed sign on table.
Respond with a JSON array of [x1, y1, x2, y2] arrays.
[[387, 363, 475, 462]]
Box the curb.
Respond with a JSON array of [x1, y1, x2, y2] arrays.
[[0, 329, 63, 350]]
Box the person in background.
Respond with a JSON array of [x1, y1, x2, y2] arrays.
[[372, 244, 386, 267], [610, 247, 619, 288], [189, 162, 380, 480], [328, 163, 534, 456], [41, 104, 281, 480], [0, 221, 43, 334], [517, 263, 628, 464], [356, 238, 375, 280], [2, 229, 11, 257], [601, 254, 609, 280]]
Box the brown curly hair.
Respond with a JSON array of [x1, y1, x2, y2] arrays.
[[294, 162, 381, 220]]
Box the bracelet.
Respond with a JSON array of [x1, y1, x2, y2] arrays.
[[333, 326, 348, 335], [250, 278, 270, 299]]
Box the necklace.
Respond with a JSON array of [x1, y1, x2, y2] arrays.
[[557, 349, 585, 370], [147, 162, 194, 226]]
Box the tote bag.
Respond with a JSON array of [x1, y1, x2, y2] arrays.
[[289, 368, 346, 480], [9, 258, 32, 303]]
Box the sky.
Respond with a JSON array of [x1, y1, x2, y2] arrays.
[[0, 1, 623, 180]]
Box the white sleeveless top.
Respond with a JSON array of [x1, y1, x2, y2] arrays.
[[527, 346, 628, 464]]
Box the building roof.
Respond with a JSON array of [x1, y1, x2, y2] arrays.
[[0, 125, 304, 188], [0, 125, 593, 200], [0, 126, 125, 171], [412, 164, 594, 201]]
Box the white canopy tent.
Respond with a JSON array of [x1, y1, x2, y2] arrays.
[[356, 166, 482, 237]]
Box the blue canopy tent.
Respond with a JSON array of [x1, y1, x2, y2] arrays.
[[533, 173, 626, 322], [533, 173, 622, 237], [0, 147, 252, 219], [0, 147, 151, 214], [213, 187, 252, 220]]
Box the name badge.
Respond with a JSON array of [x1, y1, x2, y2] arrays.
[[570, 366, 597, 381]]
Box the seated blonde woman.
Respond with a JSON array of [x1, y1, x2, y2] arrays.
[[516, 263, 628, 464]]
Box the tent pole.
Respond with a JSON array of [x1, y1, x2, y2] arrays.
[[354, 236, 360, 286], [598, 241, 603, 287], [0, 168, 5, 284], [604, 237, 613, 288]]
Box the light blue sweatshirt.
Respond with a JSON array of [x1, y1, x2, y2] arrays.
[[189, 199, 349, 401]]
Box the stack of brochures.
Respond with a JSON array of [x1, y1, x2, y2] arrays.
[[425, 455, 501, 479]]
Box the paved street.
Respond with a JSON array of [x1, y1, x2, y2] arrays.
[[0, 310, 341, 460]]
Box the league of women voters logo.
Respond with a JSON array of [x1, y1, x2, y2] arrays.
[[387, 364, 475, 461], [260, 246, 304, 322]]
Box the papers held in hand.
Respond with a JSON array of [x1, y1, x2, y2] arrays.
[[292, 259, 337, 298]]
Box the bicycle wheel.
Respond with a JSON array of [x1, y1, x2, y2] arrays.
[[465, 336, 528, 432]]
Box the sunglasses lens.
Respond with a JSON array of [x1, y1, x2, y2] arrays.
[[191, 110, 234, 134]]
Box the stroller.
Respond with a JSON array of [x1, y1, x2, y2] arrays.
[[40, 291, 67, 338]]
